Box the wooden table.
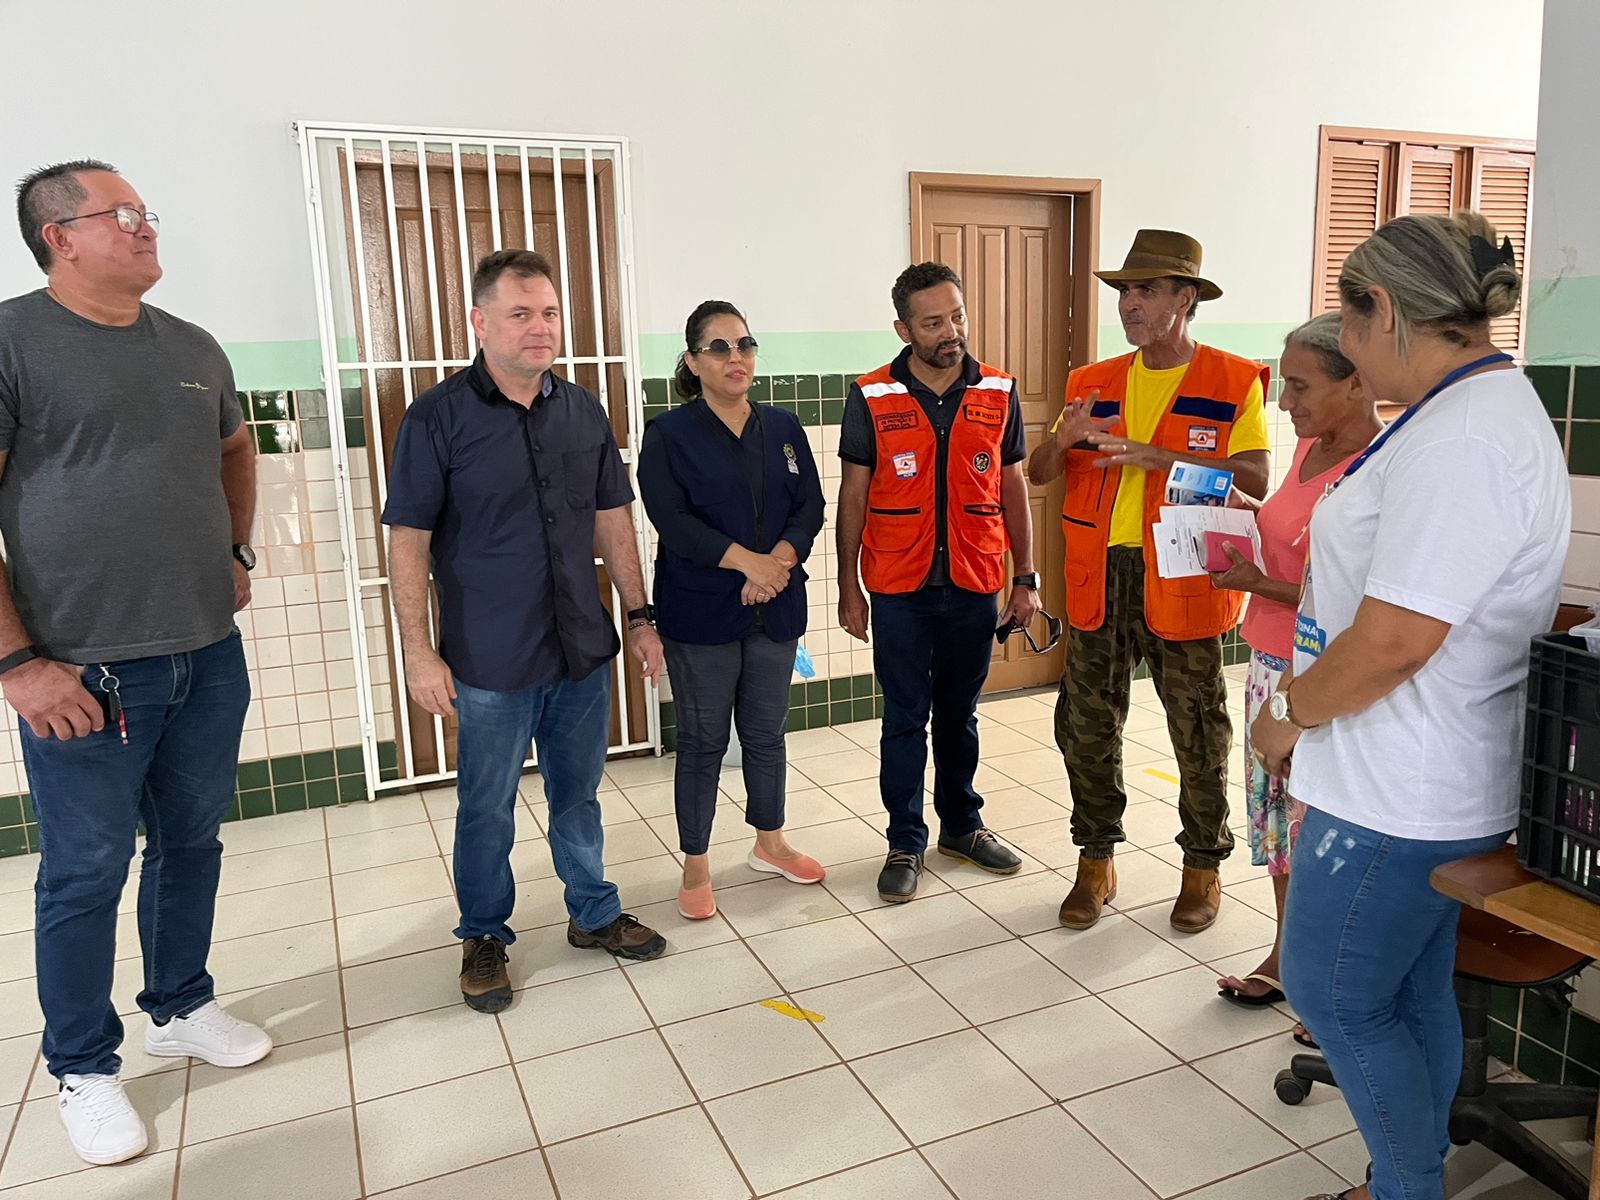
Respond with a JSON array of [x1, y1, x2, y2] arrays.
[[1432, 845, 1600, 1199]]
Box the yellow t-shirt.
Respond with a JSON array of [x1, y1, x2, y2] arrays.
[[1097, 353, 1268, 547]]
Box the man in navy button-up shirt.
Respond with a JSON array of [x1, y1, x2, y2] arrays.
[[383, 250, 667, 1013]]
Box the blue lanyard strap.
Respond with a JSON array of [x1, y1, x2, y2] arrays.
[[1335, 352, 1512, 485]]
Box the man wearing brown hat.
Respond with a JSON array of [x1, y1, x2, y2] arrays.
[[1027, 230, 1271, 933]]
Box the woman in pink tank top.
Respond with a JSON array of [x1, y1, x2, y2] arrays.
[[1212, 315, 1382, 1021]]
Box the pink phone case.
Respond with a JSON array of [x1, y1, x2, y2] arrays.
[[1202, 532, 1251, 571]]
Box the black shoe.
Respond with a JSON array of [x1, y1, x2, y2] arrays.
[[460, 935, 512, 1013], [567, 913, 667, 961], [876, 850, 923, 903], [937, 828, 1023, 875]]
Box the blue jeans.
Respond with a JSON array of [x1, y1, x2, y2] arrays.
[[1282, 807, 1511, 1200], [661, 634, 795, 856], [23, 631, 250, 1080], [452, 666, 621, 941], [870, 585, 997, 854]]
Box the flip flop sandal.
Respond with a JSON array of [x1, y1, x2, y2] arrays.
[[1217, 973, 1286, 1007], [1293, 1026, 1321, 1050]]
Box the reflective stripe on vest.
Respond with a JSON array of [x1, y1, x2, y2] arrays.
[[859, 362, 1011, 595], [1058, 345, 1270, 640]]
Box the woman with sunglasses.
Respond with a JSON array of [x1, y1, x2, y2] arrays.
[[638, 301, 827, 919]]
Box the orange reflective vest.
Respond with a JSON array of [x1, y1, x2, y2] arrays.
[[859, 361, 1012, 595], [1059, 345, 1269, 640]]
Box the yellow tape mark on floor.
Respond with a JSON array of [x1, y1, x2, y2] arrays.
[[761, 999, 825, 1023], [1143, 769, 1181, 784]]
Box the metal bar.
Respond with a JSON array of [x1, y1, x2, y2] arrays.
[[487, 145, 504, 250], [300, 120, 629, 146], [518, 146, 535, 251], [582, 148, 609, 411], [547, 148, 579, 368], [449, 142, 478, 360], [410, 138, 449, 398]]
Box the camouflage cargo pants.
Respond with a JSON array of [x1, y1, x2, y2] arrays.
[[1054, 546, 1234, 870]]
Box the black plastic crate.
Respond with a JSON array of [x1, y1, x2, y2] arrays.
[[1517, 632, 1600, 900]]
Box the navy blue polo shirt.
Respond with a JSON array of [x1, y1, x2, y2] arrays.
[[380, 355, 633, 691]]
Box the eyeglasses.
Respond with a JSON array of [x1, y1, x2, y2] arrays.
[[995, 610, 1064, 654], [693, 336, 759, 359], [56, 206, 160, 235]]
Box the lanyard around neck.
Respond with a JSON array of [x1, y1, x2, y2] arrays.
[[1333, 352, 1512, 488]]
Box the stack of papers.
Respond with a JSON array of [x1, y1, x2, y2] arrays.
[[1151, 462, 1262, 579]]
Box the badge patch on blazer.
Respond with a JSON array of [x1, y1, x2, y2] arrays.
[[876, 410, 918, 433], [783, 442, 799, 475], [972, 451, 992, 473], [892, 451, 918, 479], [962, 402, 1004, 426], [1187, 424, 1219, 452]]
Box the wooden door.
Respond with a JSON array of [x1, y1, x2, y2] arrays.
[[915, 185, 1079, 690], [338, 149, 645, 779]]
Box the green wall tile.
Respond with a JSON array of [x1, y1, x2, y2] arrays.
[[336, 746, 364, 775], [821, 374, 846, 400], [0, 827, 27, 856], [306, 780, 339, 808], [237, 760, 270, 791], [1526, 365, 1572, 418], [1569, 423, 1600, 476], [771, 376, 796, 403], [747, 376, 771, 402], [270, 755, 305, 785], [274, 783, 308, 812], [238, 790, 274, 820], [303, 751, 336, 781], [795, 375, 820, 401], [1520, 988, 1569, 1051], [1488, 1018, 1516, 1064], [643, 378, 668, 405], [0, 795, 21, 827], [1566, 1011, 1600, 1069], [822, 398, 845, 424], [1487, 985, 1519, 1027], [338, 775, 368, 803], [1515, 1035, 1563, 1084], [1574, 367, 1600, 421]]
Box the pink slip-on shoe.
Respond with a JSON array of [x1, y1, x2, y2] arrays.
[[677, 881, 716, 920], [747, 842, 825, 884]]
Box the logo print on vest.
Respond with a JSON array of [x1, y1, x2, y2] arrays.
[[1187, 424, 1219, 452], [962, 402, 1003, 426], [876, 410, 918, 433], [892, 451, 918, 479], [783, 443, 799, 475], [972, 451, 992, 473]]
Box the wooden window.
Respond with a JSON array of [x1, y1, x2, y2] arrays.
[[1311, 127, 1535, 357]]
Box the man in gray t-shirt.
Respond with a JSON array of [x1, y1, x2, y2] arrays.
[[0, 160, 271, 1167]]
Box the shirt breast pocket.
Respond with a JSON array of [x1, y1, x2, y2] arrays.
[[562, 445, 603, 512]]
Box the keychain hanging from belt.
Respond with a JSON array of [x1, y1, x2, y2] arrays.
[[97, 664, 128, 745]]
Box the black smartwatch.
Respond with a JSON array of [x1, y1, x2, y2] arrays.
[[0, 645, 40, 677], [233, 543, 257, 572], [625, 604, 656, 626], [1012, 572, 1040, 589]]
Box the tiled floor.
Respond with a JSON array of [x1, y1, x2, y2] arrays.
[[0, 675, 1591, 1198]]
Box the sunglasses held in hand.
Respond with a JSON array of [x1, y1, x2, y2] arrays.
[[995, 610, 1064, 654]]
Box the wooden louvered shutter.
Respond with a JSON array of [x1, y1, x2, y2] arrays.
[[1397, 144, 1465, 216], [1469, 149, 1535, 357], [1312, 141, 1391, 313]]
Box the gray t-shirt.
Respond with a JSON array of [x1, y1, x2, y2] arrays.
[[0, 289, 242, 663]]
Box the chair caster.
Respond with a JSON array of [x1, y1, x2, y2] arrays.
[[1275, 1068, 1312, 1105]]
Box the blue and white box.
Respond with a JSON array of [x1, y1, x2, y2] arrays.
[[1165, 462, 1233, 507]]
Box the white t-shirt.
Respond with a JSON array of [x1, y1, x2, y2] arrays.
[[1291, 366, 1571, 840]]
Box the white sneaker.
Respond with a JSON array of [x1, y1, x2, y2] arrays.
[[145, 1001, 273, 1068], [58, 1074, 148, 1165]]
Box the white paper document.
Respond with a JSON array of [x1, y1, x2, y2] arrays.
[[1151, 506, 1262, 579]]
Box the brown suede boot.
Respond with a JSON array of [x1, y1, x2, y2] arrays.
[[1058, 855, 1117, 930], [1171, 867, 1223, 932]]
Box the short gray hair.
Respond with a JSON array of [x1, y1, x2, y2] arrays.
[[1284, 312, 1356, 381], [1338, 211, 1520, 358], [15, 159, 119, 272]]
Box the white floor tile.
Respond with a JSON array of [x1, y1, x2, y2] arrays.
[[207, 921, 339, 991], [708, 1064, 909, 1194], [976, 786, 1068, 831], [220, 809, 328, 857], [961, 871, 1074, 936], [212, 878, 334, 943], [326, 822, 439, 874], [783, 817, 887, 866], [981, 995, 1180, 1100], [999, 818, 1079, 870], [348, 1004, 512, 1102], [624, 939, 782, 1026], [1101, 966, 1293, 1060], [336, 896, 458, 967], [923, 1106, 1153, 1200], [605, 853, 689, 908], [1128, 895, 1279, 960], [851, 1028, 1048, 1144], [184, 1031, 350, 1144], [0, 1069, 184, 1188], [1098, 848, 1186, 913], [795, 967, 965, 1060], [820, 855, 952, 914], [342, 945, 466, 1027], [858, 891, 1010, 962], [713, 876, 849, 939], [0, 929, 32, 982], [213, 969, 343, 1050], [771, 1151, 950, 1199], [331, 857, 453, 917], [599, 818, 675, 864], [1171, 1153, 1350, 1200], [178, 1110, 360, 1200], [0, 888, 34, 936], [911, 940, 1083, 1025], [544, 1106, 750, 1200], [1309, 1129, 1370, 1184], [791, 748, 880, 788], [779, 789, 858, 829], [1067, 1067, 1296, 1197], [322, 793, 428, 837], [371, 1151, 554, 1200], [627, 898, 740, 956], [664, 1000, 838, 1100], [0, 1149, 178, 1199], [748, 914, 899, 992], [1194, 1033, 1356, 1147], [519, 1029, 694, 1143], [985, 748, 1068, 787], [499, 967, 649, 1061], [0, 1031, 39, 1107], [786, 727, 863, 761], [924, 844, 1049, 891], [216, 841, 329, 896], [356, 1067, 537, 1194], [821, 777, 887, 816], [1023, 911, 1196, 994]]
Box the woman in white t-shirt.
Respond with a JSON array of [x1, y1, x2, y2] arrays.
[[1251, 211, 1571, 1200]]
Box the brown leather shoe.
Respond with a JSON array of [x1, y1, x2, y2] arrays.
[[566, 913, 667, 961], [1171, 867, 1223, 932], [1058, 855, 1117, 930], [460, 935, 512, 1013]]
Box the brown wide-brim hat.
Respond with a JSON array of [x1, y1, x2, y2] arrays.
[[1094, 229, 1222, 301]]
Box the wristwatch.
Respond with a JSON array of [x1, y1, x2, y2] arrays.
[[232, 543, 257, 572], [1268, 684, 1316, 729], [1012, 573, 1040, 589], [625, 604, 656, 627]]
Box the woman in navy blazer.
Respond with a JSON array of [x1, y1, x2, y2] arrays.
[[638, 301, 826, 920]]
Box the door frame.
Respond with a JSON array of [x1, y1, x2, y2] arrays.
[[909, 172, 1102, 372]]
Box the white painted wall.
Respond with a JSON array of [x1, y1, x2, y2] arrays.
[[0, 0, 1542, 345], [1528, 0, 1600, 285]]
